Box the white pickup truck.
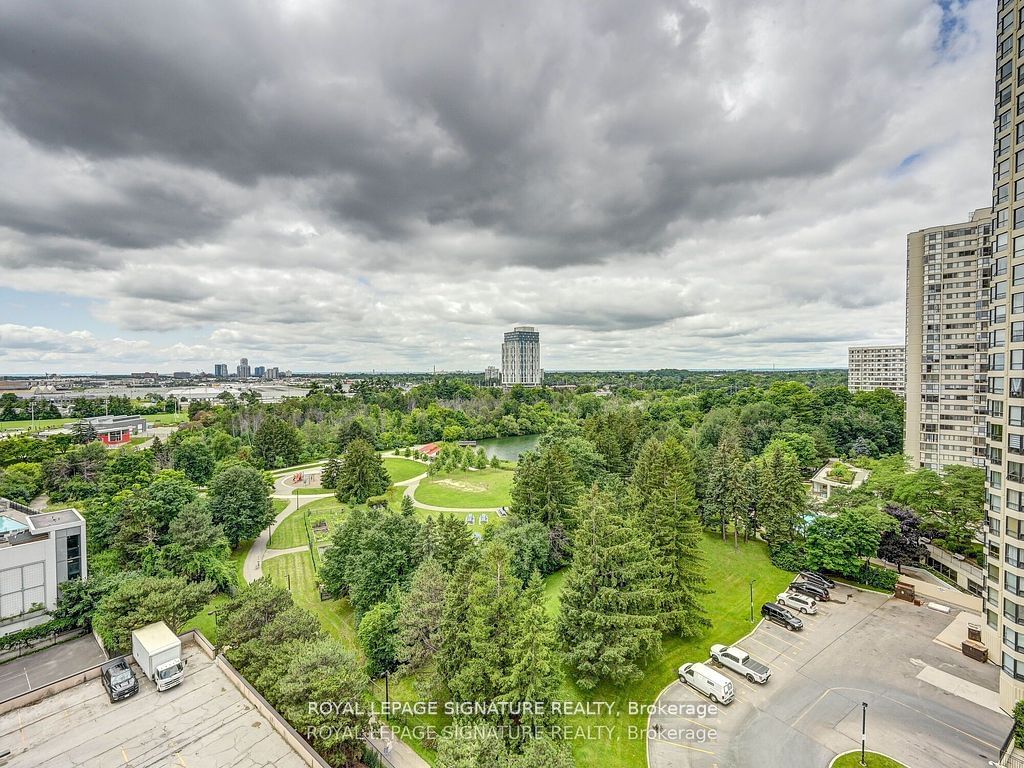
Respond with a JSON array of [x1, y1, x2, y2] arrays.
[[709, 644, 771, 684]]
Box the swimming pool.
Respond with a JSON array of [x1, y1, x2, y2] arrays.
[[0, 516, 28, 534]]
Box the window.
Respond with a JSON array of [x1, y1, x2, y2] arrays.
[[1000, 208, 1011, 229], [993, 352, 1007, 371], [1010, 460, 1024, 483], [995, 281, 1009, 301], [1016, 207, 1024, 229], [1000, 159, 1012, 182], [1012, 406, 1024, 427], [999, 184, 1011, 204], [993, 377, 1007, 396], [65, 534, 81, 581], [1014, 349, 1024, 369], [1004, 109, 1015, 131], [1000, 232, 1010, 252], [993, 328, 1007, 347], [1014, 322, 1024, 343], [1006, 626, 1024, 653], [1002, 60, 1015, 84], [1011, 431, 1024, 453], [993, 399, 1007, 417], [995, 305, 1008, 324], [1015, 293, 1024, 315], [1000, 134, 1013, 156], [997, 255, 1009, 276], [1014, 264, 1024, 285], [992, 422, 1006, 441], [1012, 377, 1024, 397]]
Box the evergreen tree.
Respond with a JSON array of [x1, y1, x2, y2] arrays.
[[418, 514, 438, 559], [320, 457, 342, 489], [510, 442, 581, 529], [501, 573, 563, 734], [320, 506, 368, 597], [448, 541, 524, 704], [336, 438, 390, 504], [72, 419, 98, 444], [347, 510, 421, 614], [357, 596, 400, 677], [395, 557, 448, 674], [435, 512, 472, 573], [401, 493, 416, 517], [438, 547, 481, 687], [558, 484, 661, 689], [160, 499, 233, 590], [629, 437, 709, 637], [703, 433, 749, 544], [754, 445, 806, 551]]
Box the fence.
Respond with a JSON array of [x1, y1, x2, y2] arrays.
[[1000, 725, 1024, 768]]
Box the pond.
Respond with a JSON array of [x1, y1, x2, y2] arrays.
[[476, 434, 542, 461]]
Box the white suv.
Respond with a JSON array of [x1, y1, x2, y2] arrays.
[[777, 591, 817, 614]]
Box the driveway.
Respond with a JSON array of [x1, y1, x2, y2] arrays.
[[648, 590, 1009, 768], [0, 634, 106, 701]]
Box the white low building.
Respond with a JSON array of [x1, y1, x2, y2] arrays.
[[809, 459, 870, 502], [0, 499, 87, 636]]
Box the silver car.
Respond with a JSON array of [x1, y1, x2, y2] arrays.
[[777, 591, 818, 614]]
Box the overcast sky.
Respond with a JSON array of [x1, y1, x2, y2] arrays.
[[0, 0, 997, 374]]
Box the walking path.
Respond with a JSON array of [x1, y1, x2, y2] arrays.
[[366, 724, 429, 768], [243, 494, 315, 583], [261, 545, 308, 562]]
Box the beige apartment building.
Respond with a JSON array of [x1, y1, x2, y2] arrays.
[[847, 345, 905, 396], [905, 209, 991, 473], [987, 0, 1024, 714]]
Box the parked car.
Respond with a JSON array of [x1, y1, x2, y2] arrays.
[[777, 591, 817, 614], [761, 602, 804, 631], [678, 662, 735, 704], [799, 570, 836, 589], [100, 657, 139, 703], [790, 580, 830, 602], [709, 644, 771, 683]]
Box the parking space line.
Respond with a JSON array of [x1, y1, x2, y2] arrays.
[[758, 628, 805, 648], [650, 736, 716, 756]]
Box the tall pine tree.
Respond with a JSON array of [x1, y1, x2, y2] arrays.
[[557, 483, 661, 689], [754, 445, 806, 552], [629, 437, 709, 637], [703, 432, 749, 545]]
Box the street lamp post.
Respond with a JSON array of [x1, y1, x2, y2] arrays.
[[749, 578, 756, 622], [860, 702, 868, 766]]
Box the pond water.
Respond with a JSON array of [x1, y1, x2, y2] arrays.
[[476, 434, 542, 461]]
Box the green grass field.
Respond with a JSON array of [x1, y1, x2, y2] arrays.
[[384, 456, 428, 483], [0, 412, 186, 433], [264, 550, 359, 649], [832, 752, 907, 768], [271, 497, 349, 549], [181, 593, 230, 644], [413, 467, 513, 508]]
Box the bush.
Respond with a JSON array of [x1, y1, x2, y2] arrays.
[[859, 565, 899, 592], [1015, 699, 1024, 749], [769, 542, 806, 572]]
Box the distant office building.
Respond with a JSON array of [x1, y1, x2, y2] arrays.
[[847, 345, 905, 396], [130, 372, 159, 379], [264, 367, 280, 380], [213, 363, 228, 378], [253, 366, 266, 378], [236, 358, 251, 379], [172, 371, 191, 379], [501, 326, 542, 387], [0, 498, 87, 636], [484, 365, 500, 385], [905, 208, 991, 473]]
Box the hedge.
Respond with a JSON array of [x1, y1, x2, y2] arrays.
[[0, 616, 76, 653]]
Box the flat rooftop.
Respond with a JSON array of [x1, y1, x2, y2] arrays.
[[0, 644, 312, 768]]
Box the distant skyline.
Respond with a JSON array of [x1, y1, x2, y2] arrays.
[[0, 1, 995, 373]]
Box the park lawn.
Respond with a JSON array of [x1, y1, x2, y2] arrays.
[[413, 467, 514, 509], [182, 593, 230, 644], [832, 753, 907, 768], [264, 551, 358, 649], [555, 534, 793, 768], [231, 540, 254, 588], [146, 413, 188, 425], [288, 487, 333, 495], [384, 457, 427, 483]]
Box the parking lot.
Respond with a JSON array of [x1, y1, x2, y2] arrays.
[[0, 634, 106, 701], [0, 644, 312, 767], [648, 589, 1010, 768]]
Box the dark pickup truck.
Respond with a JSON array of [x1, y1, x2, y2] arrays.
[[101, 657, 139, 702]]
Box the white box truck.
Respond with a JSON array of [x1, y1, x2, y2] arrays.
[[132, 621, 185, 691]]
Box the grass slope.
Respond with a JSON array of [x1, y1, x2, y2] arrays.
[[413, 467, 513, 508], [264, 551, 358, 649]]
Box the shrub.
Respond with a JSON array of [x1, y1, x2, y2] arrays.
[[859, 565, 899, 592], [769, 542, 806, 573], [1015, 699, 1024, 749], [0, 617, 76, 653]]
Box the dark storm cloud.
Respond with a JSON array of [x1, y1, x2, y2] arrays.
[[0, 181, 231, 250], [0, 0, 918, 265]]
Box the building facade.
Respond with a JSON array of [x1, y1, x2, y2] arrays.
[[214, 363, 228, 378], [484, 365, 500, 385], [0, 499, 87, 637], [847, 345, 906, 396], [987, 0, 1024, 714], [236, 358, 251, 379], [905, 210, 992, 473], [501, 326, 542, 387]]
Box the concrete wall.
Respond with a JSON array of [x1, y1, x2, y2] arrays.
[[905, 230, 924, 468]]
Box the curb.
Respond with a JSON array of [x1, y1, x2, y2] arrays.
[[826, 748, 907, 768], [645, 617, 769, 768]]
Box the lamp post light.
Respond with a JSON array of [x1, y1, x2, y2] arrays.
[[749, 578, 756, 622], [860, 702, 868, 766]]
